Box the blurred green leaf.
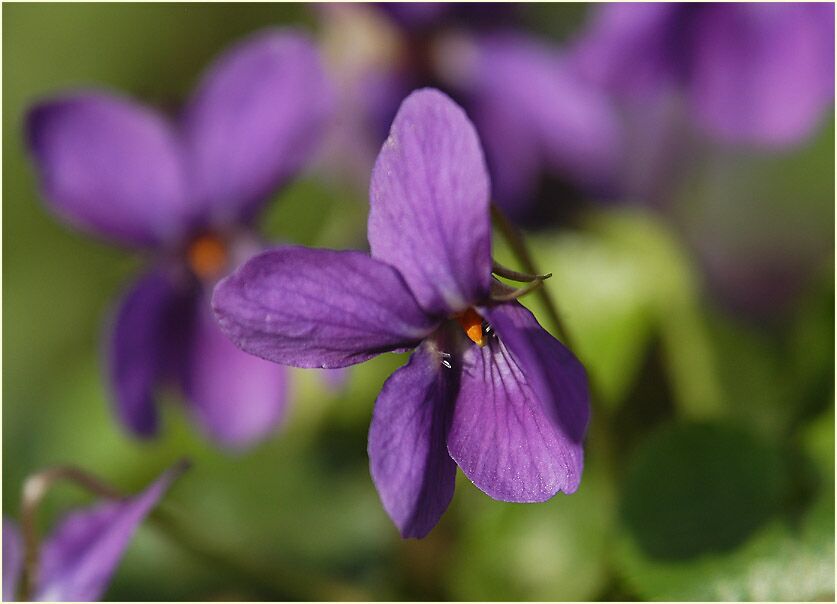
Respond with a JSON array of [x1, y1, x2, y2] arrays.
[[615, 421, 833, 601], [449, 454, 616, 600], [529, 209, 722, 417]]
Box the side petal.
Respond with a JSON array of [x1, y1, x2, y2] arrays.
[[182, 297, 289, 448], [107, 270, 194, 438], [447, 303, 589, 502], [689, 4, 835, 146], [368, 88, 492, 316], [182, 29, 332, 222], [26, 92, 189, 247], [35, 462, 187, 602], [368, 342, 457, 538], [468, 34, 623, 204], [3, 518, 23, 601], [212, 246, 437, 369]]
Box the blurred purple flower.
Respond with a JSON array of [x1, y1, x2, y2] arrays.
[[3, 464, 184, 601], [317, 3, 622, 217], [213, 89, 590, 537], [25, 29, 332, 448], [568, 2, 835, 203], [573, 3, 835, 148]]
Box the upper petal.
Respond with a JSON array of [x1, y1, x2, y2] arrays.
[[35, 462, 187, 602], [212, 246, 437, 369], [368, 342, 457, 538], [368, 88, 492, 316], [182, 297, 289, 448], [469, 34, 623, 205], [107, 269, 194, 438], [26, 92, 189, 247], [182, 29, 332, 223], [447, 303, 589, 502], [689, 4, 835, 146], [3, 518, 23, 601]]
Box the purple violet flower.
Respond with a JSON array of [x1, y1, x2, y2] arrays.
[[317, 3, 622, 217], [25, 29, 332, 448], [212, 89, 590, 538], [572, 3, 835, 148], [3, 464, 185, 601]]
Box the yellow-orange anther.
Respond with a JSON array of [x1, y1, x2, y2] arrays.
[[186, 233, 228, 280], [455, 307, 485, 347]]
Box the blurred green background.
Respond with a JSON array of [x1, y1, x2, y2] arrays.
[[3, 3, 834, 601]]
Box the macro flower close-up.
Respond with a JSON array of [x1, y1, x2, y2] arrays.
[[3, 2, 834, 602], [213, 89, 590, 537]]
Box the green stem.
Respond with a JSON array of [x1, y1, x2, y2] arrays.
[[490, 203, 574, 348]]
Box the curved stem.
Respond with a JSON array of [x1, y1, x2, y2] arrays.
[[490, 203, 574, 348], [17, 465, 364, 601], [19, 466, 125, 601]]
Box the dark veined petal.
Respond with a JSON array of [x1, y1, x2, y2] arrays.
[[3, 518, 22, 601], [368, 342, 457, 538], [369, 88, 492, 316], [107, 269, 194, 438], [212, 246, 437, 369], [447, 303, 589, 502], [182, 298, 289, 448], [25, 92, 189, 248], [182, 29, 332, 223], [689, 3, 835, 146], [34, 463, 187, 602], [469, 33, 623, 207]]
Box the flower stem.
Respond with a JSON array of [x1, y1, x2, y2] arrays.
[[17, 464, 364, 601], [490, 203, 574, 348], [19, 466, 125, 601]]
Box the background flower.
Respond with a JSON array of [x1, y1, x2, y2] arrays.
[[24, 28, 332, 448], [3, 463, 185, 601]]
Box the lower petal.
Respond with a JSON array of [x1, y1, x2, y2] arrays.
[[368, 342, 457, 538], [35, 463, 187, 602], [447, 303, 589, 502], [183, 297, 289, 448], [107, 270, 193, 438], [3, 518, 22, 601]]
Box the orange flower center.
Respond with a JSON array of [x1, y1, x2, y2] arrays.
[[186, 233, 228, 280], [454, 307, 486, 347]]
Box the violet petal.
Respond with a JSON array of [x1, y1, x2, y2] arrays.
[[3, 518, 22, 601], [212, 246, 437, 369], [469, 33, 622, 206], [689, 4, 835, 146], [108, 270, 193, 438], [182, 296, 289, 448], [368, 342, 457, 538], [447, 303, 588, 501], [25, 92, 189, 248], [368, 88, 492, 316], [182, 29, 332, 223], [34, 463, 186, 602]]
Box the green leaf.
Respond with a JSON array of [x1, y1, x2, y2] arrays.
[[448, 454, 617, 600], [615, 421, 833, 600], [528, 209, 722, 417]]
